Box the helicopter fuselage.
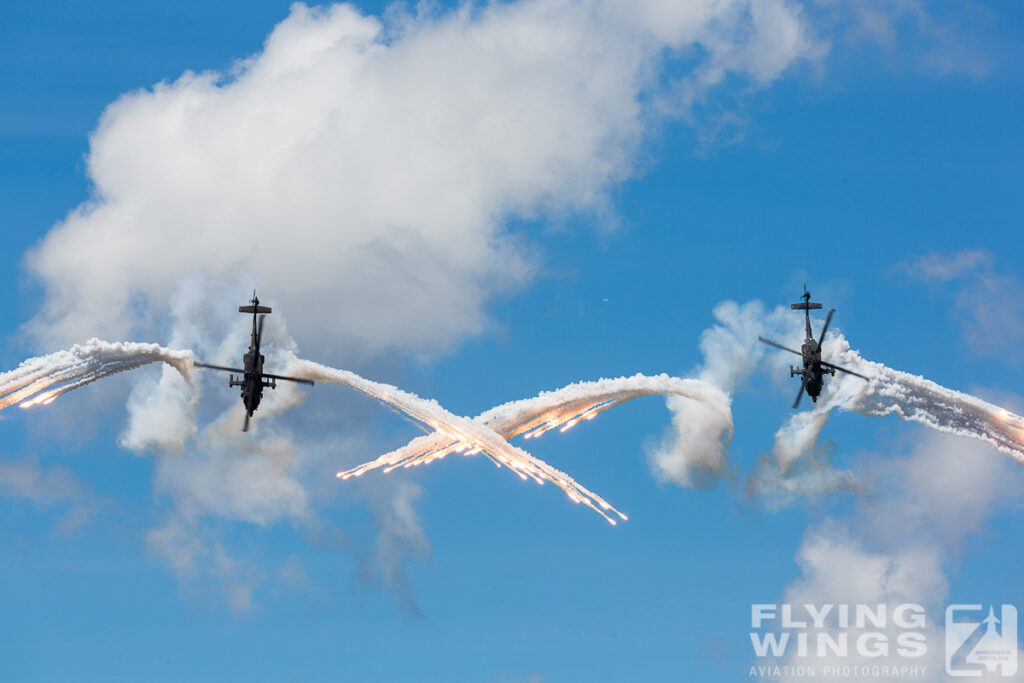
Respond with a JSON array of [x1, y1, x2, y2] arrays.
[[758, 288, 866, 409], [194, 292, 312, 431], [792, 337, 832, 402], [238, 329, 268, 417]]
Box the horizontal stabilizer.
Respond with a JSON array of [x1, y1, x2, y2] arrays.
[[791, 302, 823, 311], [239, 305, 272, 314]]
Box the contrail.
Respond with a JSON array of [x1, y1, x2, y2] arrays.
[[337, 373, 734, 522]]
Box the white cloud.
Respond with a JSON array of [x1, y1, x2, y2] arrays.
[[358, 478, 430, 614], [153, 436, 311, 526], [896, 248, 992, 282], [897, 249, 1024, 362], [0, 457, 104, 535], [823, 0, 994, 78], [747, 450, 866, 509], [0, 458, 83, 504], [134, 354, 436, 610], [20, 0, 823, 609], [146, 515, 262, 613], [24, 0, 821, 361], [859, 428, 1024, 549], [18, 0, 830, 610], [763, 430, 1024, 681]]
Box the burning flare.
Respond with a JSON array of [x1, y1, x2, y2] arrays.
[[335, 373, 735, 523], [0, 340, 195, 411], [11, 333, 1021, 524], [767, 334, 1024, 478], [0, 342, 740, 523]]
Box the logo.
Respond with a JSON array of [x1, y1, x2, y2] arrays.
[[748, 604, 930, 679], [945, 605, 1018, 677]]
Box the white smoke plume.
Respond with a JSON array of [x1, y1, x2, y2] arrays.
[[0, 341, 735, 528], [338, 373, 734, 522], [0, 341, 535, 474], [768, 337, 1024, 474], [650, 300, 798, 488], [0, 338, 545, 606], [17, 313, 1020, 526], [289, 357, 633, 524], [689, 300, 1024, 503], [335, 296, 1024, 520], [0, 340, 195, 411], [6, 0, 819, 608], [6, 0, 824, 584]]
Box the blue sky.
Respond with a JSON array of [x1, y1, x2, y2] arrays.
[[1, 2, 1023, 681]]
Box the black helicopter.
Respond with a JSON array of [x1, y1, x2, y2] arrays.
[[194, 293, 313, 431], [758, 288, 867, 409]]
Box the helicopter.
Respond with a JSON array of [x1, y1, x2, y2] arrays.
[[758, 288, 868, 409], [194, 292, 313, 431]]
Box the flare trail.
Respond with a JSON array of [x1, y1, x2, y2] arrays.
[[337, 373, 734, 522], [842, 348, 1024, 463], [775, 341, 1024, 468], [0, 339, 195, 410]]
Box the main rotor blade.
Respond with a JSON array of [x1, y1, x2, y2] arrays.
[[817, 308, 835, 346], [262, 372, 315, 386], [256, 314, 266, 350], [242, 412, 251, 432], [758, 337, 802, 357], [793, 378, 807, 409], [194, 362, 246, 374], [821, 361, 869, 380]]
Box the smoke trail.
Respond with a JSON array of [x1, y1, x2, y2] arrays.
[[690, 300, 1024, 501], [1, 343, 529, 473], [0, 339, 196, 411], [337, 373, 734, 522], [3, 340, 621, 516], [774, 337, 1024, 469], [289, 358, 638, 523], [2, 341, 523, 467]]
